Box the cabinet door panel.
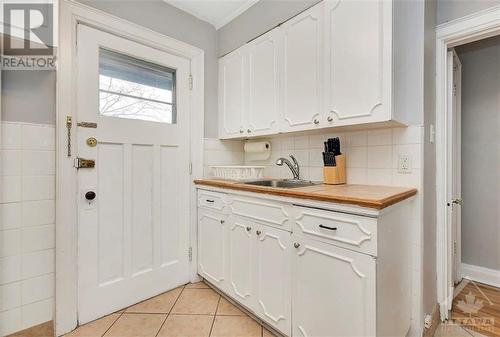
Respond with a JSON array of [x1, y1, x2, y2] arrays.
[[254, 225, 291, 336], [247, 31, 280, 136], [282, 3, 323, 132], [227, 216, 254, 307], [292, 234, 376, 337], [324, 0, 392, 125], [198, 210, 226, 288], [219, 51, 245, 138]]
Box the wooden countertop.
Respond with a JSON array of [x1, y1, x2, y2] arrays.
[[194, 179, 417, 210]]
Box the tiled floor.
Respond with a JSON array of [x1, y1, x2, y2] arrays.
[[64, 282, 276, 337], [435, 322, 488, 337]]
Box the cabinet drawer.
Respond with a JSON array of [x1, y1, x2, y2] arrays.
[[228, 196, 292, 231], [293, 206, 377, 255], [198, 190, 226, 212]]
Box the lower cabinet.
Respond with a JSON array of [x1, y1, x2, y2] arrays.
[[198, 209, 227, 289], [291, 234, 376, 337], [225, 215, 292, 336]]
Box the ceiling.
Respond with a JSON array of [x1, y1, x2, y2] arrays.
[[165, 0, 259, 30]]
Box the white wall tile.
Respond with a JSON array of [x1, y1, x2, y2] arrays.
[[0, 255, 22, 284], [1, 150, 22, 176], [345, 130, 367, 147], [21, 225, 55, 253], [22, 150, 55, 176], [366, 169, 392, 186], [393, 126, 423, 145], [0, 203, 22, 230], [0, 281, 21, 311], [22, 176, 55, 201], [392, 169, 422, 189], [21, 298, 53, 329], [22, 200, 55, 227], [0, 176, 22, 203], [21, 125, 55, 151], [0, 307, 22, 336], [21, 273, 54, 305], [21, 249, 54, 279], [393, 144, 422, 170], [1, 123, 22, 150], [367, 145, 393, 169], [0, 229, 22, 258], [308, 149, 323, 167], [367, 129, 393, 146], [294, 136, 309, 149], [346, 168, 367, 184], [346, 147, 367, 168]]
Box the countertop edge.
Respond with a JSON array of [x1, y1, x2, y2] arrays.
[[193, 179, 417, 210]]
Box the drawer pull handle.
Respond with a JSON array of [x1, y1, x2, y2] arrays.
[[246, 226, 252, 232], [319, 224, 337, 231], [220, 220, 225, 224], [294, 243, 301, 249], [206, 199, 215, 203], [256, 230, 261, 236]]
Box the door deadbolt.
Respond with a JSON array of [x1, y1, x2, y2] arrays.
[[86, 137, 97, 147], [85, 191, 96, 201]]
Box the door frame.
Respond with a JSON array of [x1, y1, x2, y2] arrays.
[[56, 1, 204, 335], [435, 4, 500, 321]]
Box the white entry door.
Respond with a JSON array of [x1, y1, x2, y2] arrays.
[[76, 24, 191, 323]]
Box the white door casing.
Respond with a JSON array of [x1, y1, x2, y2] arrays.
[[324, 0, 392, 125], [292, 234, 376, 337], [281, 2, 323, 131], [448, 50, 463, 288], [76, 24, 191, 323]]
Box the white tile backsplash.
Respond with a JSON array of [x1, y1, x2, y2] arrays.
[[0, 122, 55, 335]]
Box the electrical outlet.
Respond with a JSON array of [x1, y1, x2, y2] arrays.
[[398, 154, 411, 173]]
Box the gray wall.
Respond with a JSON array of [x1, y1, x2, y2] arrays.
[[437, 0, 500, 25], [79, 0, 219, 137], [423, 0, 438, 317], [217, 0, 318, 56], [1, 70, 56, 124], [456, 36, 500, 271]]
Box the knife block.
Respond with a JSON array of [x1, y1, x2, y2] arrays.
[[323, 154, 346, 185]]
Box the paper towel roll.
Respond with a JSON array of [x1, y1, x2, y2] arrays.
[[244, 141, 270, 153]]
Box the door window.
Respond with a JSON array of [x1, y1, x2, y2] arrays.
[[99, 48, 177, 123]]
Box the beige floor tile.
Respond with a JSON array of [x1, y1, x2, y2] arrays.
[[216, 297, 246, 316], [64, 314, 120, 337], [435, 323, 473, 337], [157, 314, 214, 337], [263, 328, 277, 337], [126, 287, 183, 314], [8, 321, 54, 337], [103, 314, 166, 337], [171, 288, 220, 315], [185, 282, 210, 289], [210, 316, 262, 337]]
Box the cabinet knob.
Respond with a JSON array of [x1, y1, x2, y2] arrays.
[[327, 116, 333, 122], [256, 230, 261, 236], [240, 129, 244, 134], [247, 129, 251, 133], [220, 220, 225, 224], [246, 226, 252, 232], [313, 119, 319, 125], [294, 242, 301, 249]]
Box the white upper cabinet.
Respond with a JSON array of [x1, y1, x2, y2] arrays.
[[281, 2, 323, 132], [218, 0, 399, 139], [247, 30, 281, 136], [323, 0, 392, 126], [219, 50, 245, 138]]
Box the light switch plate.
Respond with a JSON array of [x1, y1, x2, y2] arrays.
[[398, 155, 411, 173]]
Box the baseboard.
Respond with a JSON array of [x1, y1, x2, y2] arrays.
[[462, 263, 500, 288], [423, 303, 440, 337], [5, 321, 53, 337]]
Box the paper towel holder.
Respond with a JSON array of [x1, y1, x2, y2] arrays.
[[244, 140, 271, 161]]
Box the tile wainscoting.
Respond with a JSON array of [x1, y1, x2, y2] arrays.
[[203, 125, 424, 336], [0, 122, 55, 336]]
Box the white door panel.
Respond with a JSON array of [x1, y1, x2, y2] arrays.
[[77, 24, 191, 323]]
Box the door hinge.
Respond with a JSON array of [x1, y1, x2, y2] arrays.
[[189, 74, 193, 90], [453, 84, 457, 96], [453, 242, 457, 255], [189, 162, 193, 175], [189, 247, 193, 262]]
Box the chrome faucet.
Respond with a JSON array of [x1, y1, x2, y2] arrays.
[[276, 155, 300, 180]]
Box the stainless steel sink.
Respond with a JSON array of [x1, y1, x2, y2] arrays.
[[243, 179, 317, 188]]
